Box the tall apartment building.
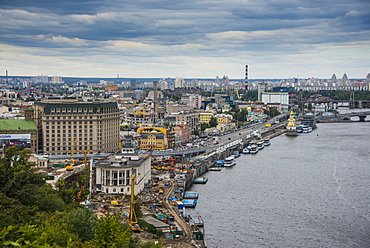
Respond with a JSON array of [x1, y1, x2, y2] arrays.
[[175, 77, 185, 88], [33, 99, 120, 155], [174, 111, 200, 135]]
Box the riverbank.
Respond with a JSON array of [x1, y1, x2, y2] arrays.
[[186, 122, 370, 247], [149, 124, 288, 247]]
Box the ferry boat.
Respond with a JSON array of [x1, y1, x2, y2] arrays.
[[224, 156, 236, 167], [194, 177, 208, 184], [285, 111, 298, 136], [183, 191, 199, 199]]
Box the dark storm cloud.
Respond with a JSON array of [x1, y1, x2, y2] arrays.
[[0, 0, 104, 14], [0, 0, 369, 78]]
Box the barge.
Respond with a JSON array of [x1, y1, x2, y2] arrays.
[[183, 191, 199, 199], [194, 177, 208, 184], [182, 199, 197, 208]]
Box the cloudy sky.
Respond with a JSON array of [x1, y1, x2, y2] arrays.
[[1, 0, 369, 79]]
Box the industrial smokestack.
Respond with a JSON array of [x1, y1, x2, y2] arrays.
[[245, 65, 248, 91], [153, 81, 158, 123]]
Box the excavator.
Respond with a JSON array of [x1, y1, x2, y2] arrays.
[[129, 175, 143, 232]]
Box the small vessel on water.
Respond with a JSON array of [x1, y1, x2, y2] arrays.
[[189, 214, 204, 227], [183, 191, 199, 199], [264, 138, 271, 146], [224, 155, 236, 167], [249, 145, 258, 154], [256, 140, 265, 150], [194, 177, 208, 184], [182, 199, 197, 208], [214, 159, 225, 167], [208, 167, 222, 171], [242, 146, 251, 154], [286, 111, 298, 136]]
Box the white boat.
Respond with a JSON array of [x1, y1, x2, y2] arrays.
[[249, 145, 258, 154], [224, 156, 236, 167], [242, 147, 251, 154], [256, 140, 265, 150], [303, 126, 313, 133], [264, 138, 271, 146]]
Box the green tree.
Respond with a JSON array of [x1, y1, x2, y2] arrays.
[[0, 146, 67, 213], [209, 117, 218, 127], [0, 193, 39, 228], [91, 213, 131, 248], [201, 122, 210, 131], [57, 208, 99, 242], [38, 218, 79, 247]]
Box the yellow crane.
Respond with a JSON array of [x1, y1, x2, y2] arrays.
[[66, 138, 77, 171], [83, 148, 89, 166], [129, 175, 143, 232], [235, 88, 242, 100], [118, 138, 122, 152]]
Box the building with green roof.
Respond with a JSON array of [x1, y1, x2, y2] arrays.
[[0, 119, 38, 153]]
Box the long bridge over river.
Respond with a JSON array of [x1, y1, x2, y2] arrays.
[[317, 110, 370, 122]]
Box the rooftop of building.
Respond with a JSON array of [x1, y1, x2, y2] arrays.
[[0, 119, 37, 131], [96, 153, 151, 169]]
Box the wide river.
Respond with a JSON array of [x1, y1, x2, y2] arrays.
[[187, 121, 370, 247]]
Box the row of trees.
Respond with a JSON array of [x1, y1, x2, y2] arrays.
[[0, 147, 162, 247]]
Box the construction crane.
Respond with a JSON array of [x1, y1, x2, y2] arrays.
[[66, 138, 77, 171], [83, 148, 89, 166], [129, 175, 143, 232], [118, 138, 122, 152], [235, 88, 243, 100]]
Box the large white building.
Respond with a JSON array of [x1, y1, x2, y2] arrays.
[[95, 152, 151, 195], [261, 92, 289, 112]]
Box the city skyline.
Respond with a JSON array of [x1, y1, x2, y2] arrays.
[[1, 0, 369, 79]]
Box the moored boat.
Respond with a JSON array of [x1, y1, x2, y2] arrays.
[[242, 147, 251, 154], [249, 145, 258, 154], [183, 191, 199, 199], [214, 159, 225, 167], [256, 140, 265, 150], [194, 177, 208, 184], [182, 199, 197, 208], [208, 167, 222, 171], [189, 214, 204, 227], [264, 138, 271, 146], [224, 156, 236, 167]]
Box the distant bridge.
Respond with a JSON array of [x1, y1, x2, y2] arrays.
[[317, 110, 370, 122]]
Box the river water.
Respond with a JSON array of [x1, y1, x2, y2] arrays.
[[187, 121, 370, 247]]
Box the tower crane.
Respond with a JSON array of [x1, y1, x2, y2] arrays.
[[66, 138, 77, 171], [129, 175, 143, 232], [83, 148, 89, 166]]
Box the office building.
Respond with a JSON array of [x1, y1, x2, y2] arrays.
[[33, 99, 120, 155]]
